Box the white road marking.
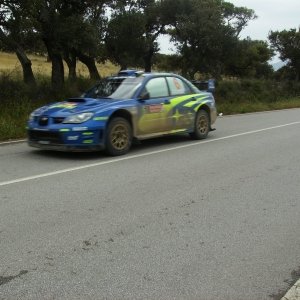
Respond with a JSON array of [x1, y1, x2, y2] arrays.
[[0, 139, 26, 145], [1, 121, 300, 187], [281, 278, 300, 300]]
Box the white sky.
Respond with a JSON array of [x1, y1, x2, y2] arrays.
[[229, 0, 300, 40], [159, 0, 300, 55]]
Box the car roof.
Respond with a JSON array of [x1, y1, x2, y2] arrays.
[[107, 72, 183, 80]]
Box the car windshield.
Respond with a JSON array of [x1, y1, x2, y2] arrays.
[[84, 77, 144, 100]]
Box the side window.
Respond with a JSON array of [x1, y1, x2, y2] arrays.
[[144, 77, 169, 98], [166, 77, 190, 96]]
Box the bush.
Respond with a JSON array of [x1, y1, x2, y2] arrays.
[[215, 79, 300, 104], [0, 75, 96, 141]]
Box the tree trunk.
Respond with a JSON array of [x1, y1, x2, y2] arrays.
[[119, 63, 128, 71], [296, 66, 300, 81], [44, 39, 64, 90], [76, 51, 100, 80], [64, 50, 77, 81], [0, 28, 36, 86], [51, 53, 65, 89], [16, 48, 36, 86], [143, 49, 153, 72]]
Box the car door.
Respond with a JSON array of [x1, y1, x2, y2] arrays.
[[165, 76, 195, 131], [136, 77, 172, 136]]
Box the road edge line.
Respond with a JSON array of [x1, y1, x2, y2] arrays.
[[281, 278, 300, 300], [0, 139, 26, 146]]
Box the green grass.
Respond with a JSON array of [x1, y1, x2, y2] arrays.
[[0, 101, 33, 140], [217, 97, 300, 115], [0, 76, 96, 141]]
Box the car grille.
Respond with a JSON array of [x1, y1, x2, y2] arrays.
[[53, 117, 65, 124], [28, 130, 63, 144]]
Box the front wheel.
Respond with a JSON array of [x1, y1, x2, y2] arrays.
[[190, 109, 210, 140], [105, 117, 132, 156]]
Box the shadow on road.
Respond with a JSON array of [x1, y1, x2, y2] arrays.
[[28, 134, 197, 161]]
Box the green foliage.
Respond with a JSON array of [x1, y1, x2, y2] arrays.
[[215, 79, 300, 105], [0, 0, 297, 84], [216, 78, 300, 114], [0, 75, 95, 140], [107, 0, 167, 71], [269, 28, 300, 81], [221, 2, 257, 36], [166, 0, 257, 78], [225, 38, 274, 78], [217, 98, 300, 115], [105, 11, 146, 69], [154, 53, 183, 73]]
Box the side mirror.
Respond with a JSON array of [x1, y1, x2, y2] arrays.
[[138, 90, 150, 101]]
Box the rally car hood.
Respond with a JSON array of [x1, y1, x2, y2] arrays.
[[33, 97, 129, 117]]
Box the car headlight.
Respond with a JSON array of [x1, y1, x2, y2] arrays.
[[29, 112, 35, 122], [63, 112, 94, 124]]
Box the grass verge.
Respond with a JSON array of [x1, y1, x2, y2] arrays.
[[217, 97, 300, 115]]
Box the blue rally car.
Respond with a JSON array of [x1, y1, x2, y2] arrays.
[[27, 72, 217, 156]]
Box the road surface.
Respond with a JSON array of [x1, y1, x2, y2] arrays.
[[0, 109, 300, 300]]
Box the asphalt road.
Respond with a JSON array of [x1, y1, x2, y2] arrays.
[[0, 109, 300, 300]]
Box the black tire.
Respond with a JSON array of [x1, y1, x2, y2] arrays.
[[105, 117, 132, 156], [190, 109, 210, 140]]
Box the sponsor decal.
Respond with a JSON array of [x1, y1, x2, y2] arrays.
[[145, 104, 163, 113], [59, 129, 70, 132], [173, 78, 182, 90], [72, 127, 88, 131], [83, 140, 93, 144], [67, 136, 79, 141], [49, 103, 78, 109], [33, 128, 49, 131]]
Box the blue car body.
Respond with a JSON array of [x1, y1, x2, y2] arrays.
[[27, 72, 217, 155]]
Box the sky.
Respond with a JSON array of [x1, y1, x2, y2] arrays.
[[158, 0, 300, 59], [229, 0, 300, 40]]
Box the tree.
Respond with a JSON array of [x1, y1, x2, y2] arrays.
[[141, 0, 169, 72], [29, 0, 67, 89], [107, 0, 169, 72], [0, 0, 36, 85], [225, 38, 274, 78], [165, 0, 256, 78], [106, 11, 146, 70], [269, 28, 300, 81], [74, 0, 110, 80], [154, 53, 183, 73], [60, 15, 104, 81], [221, 2, 257, 37]]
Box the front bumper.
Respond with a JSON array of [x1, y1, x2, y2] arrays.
[[28, 140, 104, 152], [27, 127, 105, 152]]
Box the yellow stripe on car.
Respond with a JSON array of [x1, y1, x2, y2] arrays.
[[59, 129, 71, 132]]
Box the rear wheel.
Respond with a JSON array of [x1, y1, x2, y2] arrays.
[[190, 109, 210, 140], [105, 117, 132, 156]]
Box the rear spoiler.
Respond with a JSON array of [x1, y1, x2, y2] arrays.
[[191, 79, 215, 94]]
